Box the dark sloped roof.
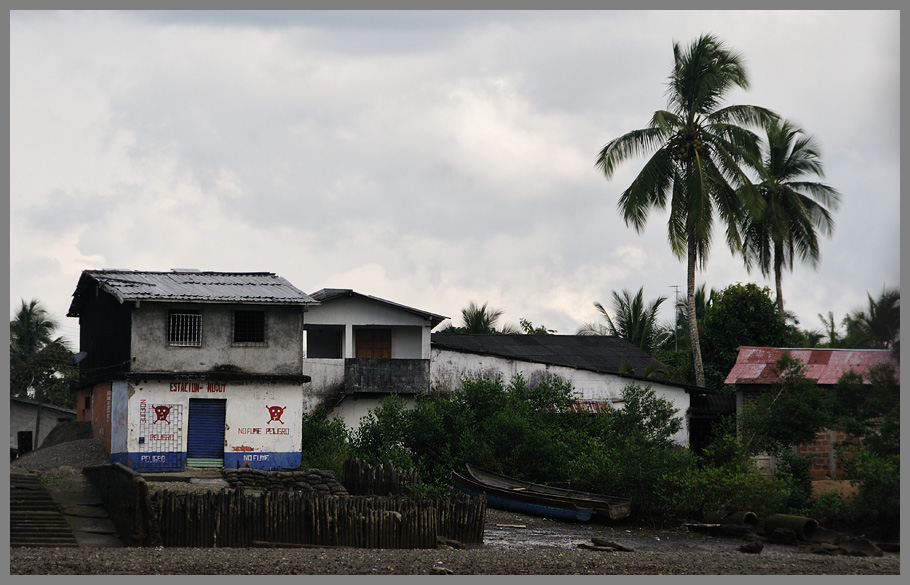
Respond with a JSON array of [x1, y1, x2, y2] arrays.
[[310, 288, 448, 326], [725, 346, 900, 386], [430, 333, 663, 375], [68, 270, 318, 316]]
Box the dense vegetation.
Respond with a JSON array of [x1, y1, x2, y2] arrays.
[[302, 362, 899, 540]]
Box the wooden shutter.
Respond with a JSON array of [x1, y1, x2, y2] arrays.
[[355, 329, 392, 358]]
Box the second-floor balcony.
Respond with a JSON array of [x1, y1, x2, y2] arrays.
[[344, 358, 430, 395]]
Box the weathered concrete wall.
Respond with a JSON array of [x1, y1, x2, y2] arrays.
[[110, 381, 129, 459], [430, 348, 691, 446], [130, 303, 304, 375], [109, 379, 304, 472], [301, 358, 347, 411]]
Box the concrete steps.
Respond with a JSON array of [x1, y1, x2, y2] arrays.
[[10, 473, 80, 548]]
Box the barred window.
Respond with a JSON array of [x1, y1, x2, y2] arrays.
[[233, 310, 267, 345], [169, 311, 202, 347]]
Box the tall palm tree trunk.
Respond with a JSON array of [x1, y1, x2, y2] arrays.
[[687, 237, 706, 387], [774, 244, 785, 313]]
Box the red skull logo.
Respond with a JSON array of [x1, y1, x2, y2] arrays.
[[266, 405, 286, 425], [153, 405, 171, 424]]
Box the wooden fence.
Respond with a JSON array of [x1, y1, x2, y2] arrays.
[[342, 458, 421, 496], [151, 490, 485, 549]]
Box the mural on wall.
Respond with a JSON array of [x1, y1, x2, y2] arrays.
[[266, 405, 286, 425], [226, 402, 298, 469], [138, 399, 183, 469]]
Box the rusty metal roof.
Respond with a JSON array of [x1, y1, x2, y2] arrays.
[[68, 270, 318, 316], [564, 400, 615, 414], [724, 346, 900, 386]]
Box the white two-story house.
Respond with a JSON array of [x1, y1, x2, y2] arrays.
[[301, 288, 448, 428]]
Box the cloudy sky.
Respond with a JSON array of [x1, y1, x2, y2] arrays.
[[9, 10, 900, 347]]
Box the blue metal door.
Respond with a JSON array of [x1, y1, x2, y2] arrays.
[[186, 398, 226, 467]]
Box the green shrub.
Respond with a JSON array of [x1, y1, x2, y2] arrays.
[[299, 405, 352, 478], [806, 490, 849, 528], [839, 448, 900, 540], [656, 463, 790, 521], [350, 394, 414, 470], [774, 450, 814, 512]]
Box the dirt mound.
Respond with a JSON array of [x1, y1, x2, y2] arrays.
[[39, 421, 94, 449]]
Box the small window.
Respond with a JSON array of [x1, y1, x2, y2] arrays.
[[233, 310, 267, 345], [169, 311, 202, 347]]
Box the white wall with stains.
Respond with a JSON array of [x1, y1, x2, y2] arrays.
[[429, 348, 691, 446]]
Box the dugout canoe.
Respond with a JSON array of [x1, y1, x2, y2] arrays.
[[452, 470, 595, 522], [465, 463, 632, 521]]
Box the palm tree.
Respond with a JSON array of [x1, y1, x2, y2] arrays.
[[436, 301, 519, 334], [595, 34, 775, 387], [577, 287, 670, 354], [665, 283, 717, 353], [842, 288, 900, 349], [817, 311, 844, 348], [9, 299, 76, 405], [738, 118, 841, 312]]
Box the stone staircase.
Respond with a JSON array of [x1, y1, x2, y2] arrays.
[[10, 472, 80, 548]]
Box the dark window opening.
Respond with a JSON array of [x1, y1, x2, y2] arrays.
[[305, 325, 343, 358], [233, 310, 266, 345], [169, 311, 202, 347]]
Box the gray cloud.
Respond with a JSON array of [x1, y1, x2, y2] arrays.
[[10, 10, 900, 342]]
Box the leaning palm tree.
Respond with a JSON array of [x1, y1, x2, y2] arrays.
[[595, 34, 775, 387], [738, 118, 841, 312], [577, 287, 670, 354]]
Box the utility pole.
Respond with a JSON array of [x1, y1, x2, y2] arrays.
[[670, 285, 680, 352]]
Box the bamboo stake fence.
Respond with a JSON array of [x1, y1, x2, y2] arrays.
[[150, 490, 485, 549]]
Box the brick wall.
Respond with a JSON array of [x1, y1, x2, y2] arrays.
[[797, 429, 853, 479]]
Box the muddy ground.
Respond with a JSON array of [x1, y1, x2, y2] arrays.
[[484, 508, 795, 555]]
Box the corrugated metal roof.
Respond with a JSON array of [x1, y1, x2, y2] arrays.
[[431, 334, 664, 377], [68, 270, 318, 316], [310, 288, 448, 326], [725, 346, 900, 385], [565, 400, 614, 414]]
